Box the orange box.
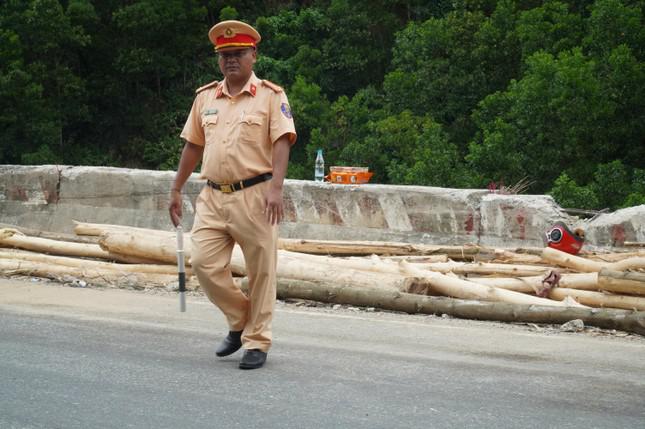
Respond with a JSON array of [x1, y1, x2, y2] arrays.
[[326, 166, 373, 184]]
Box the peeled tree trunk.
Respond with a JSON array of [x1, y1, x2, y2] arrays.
[[0, 249, 192, 276], [597, 269, 645, 296], [1, 228, 108, 258], [239, 247, 426, 292], [248, 278, 645, 336], [547, 288, 645, 311], [97, 227, 560, 294], [415, 261, 553, 277], [0, 259, 194, 289], [542, 247, 645, 272], [277, 238, 487, 258], [277, 238, 544, 261], [96, 229, 425, 292], [464, 272, 645, 310], [378, 255, 449, 263], [586, 250, 645, 263], [98, 231, 190, 265], [480, 249, 545, 265], [399, 262, 582, 308], [275, 251, 418, 292], [74, 221, 173, 238], [467, 273, 599, 294], [0, 223, 99, 244], [0, 228, 155, 264], [87, 225, 556, 279], [74, 222, 645, 315]]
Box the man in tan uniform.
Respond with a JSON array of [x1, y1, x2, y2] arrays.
[[168, 20, 296, 370]]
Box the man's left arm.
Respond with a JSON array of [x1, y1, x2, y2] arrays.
[[264, 135, 291, 225]]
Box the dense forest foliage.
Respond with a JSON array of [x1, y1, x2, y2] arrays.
[[1, 0, 644, 209]]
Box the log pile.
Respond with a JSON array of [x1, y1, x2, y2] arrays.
[[1, 222, 644, 335]]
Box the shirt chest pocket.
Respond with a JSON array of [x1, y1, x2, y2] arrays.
[[238, 114, 264, 144], [201, 115, 218, 143], [201, 114, 218, 127]]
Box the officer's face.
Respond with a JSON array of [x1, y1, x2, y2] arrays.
[[218, 48, 256, 82]]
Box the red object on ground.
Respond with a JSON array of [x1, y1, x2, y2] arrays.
[[545, 221, 584, 255]]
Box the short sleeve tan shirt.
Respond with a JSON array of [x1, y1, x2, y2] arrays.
[[180, 72, 297, 183]]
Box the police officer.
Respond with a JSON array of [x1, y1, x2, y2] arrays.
[[169, 20, 296, 370]]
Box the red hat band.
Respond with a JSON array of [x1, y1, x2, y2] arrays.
[[216, 33, 256, 50]]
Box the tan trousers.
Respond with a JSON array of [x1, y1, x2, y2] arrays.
[[190, 180, 277, 352]]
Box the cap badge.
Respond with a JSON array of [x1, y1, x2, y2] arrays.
[[224, 28, 234, 38]]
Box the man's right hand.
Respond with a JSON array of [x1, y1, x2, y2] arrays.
[[169, 190, 182, 227], [169, 141, 203, 227]]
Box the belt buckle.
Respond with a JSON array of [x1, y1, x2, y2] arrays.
[[219, 183, 233, 193]]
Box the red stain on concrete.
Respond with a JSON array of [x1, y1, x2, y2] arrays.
[[516, 211, 526, 240], [313, 195, 343, 226], [282, 196, 297, 223], [611, 224, 626, 246], [408, 213, 433, 233], [401, 195, 433, 232], [6, 186, 28, 201], [464, 213, 474, 234], [356, 195, 387, 228], [39, 178, 59, 204]]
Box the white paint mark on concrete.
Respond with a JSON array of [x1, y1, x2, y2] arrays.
[[378, 193, 413, 231]]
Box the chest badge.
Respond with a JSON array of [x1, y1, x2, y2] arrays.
[[204, 108, 218, 116]]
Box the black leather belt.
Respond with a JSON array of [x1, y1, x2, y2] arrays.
[[207, 173, 272, 193]]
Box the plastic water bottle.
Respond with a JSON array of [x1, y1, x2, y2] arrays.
[[315, 149, 325, 182]]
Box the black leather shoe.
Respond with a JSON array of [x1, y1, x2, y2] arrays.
[[239, 349, 267, 370], [215, 331, 242, 357]]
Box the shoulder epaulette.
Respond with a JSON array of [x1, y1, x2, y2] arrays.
[[262, 80, 283, 93], [195, 80, 219, 94]]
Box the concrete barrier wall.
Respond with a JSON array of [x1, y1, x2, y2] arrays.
[[1, 165, 643, 248]]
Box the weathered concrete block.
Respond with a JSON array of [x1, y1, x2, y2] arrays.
[[478, 194, 570, 247], [1, 165, 644, 249], [281, 181, 488, 244], [0, 164, 63, 205], [585, 205, 645, 246], [1, 165, 200, 233]]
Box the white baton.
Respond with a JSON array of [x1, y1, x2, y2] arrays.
[[176, 225, 186, 312]]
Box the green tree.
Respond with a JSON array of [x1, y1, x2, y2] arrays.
[[387, 119, 466, 187], [286, 76, 332, 179], [584, 0, 644, 59], [0, 0, 92, 164], [384, 2, 523, 153], [549, 173, 600, 209], [219, 6, 238, 20], [591, 160, 631, 209], [584, 0, 645, 170], [467, 49, 610, 189], [108, 0, 207, 167], [516, 0, 584, 61], [623, 168, 645, 207], [308, 86, 387, 180]]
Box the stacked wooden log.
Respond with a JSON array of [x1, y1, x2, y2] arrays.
[[1, 222, 644, 335]]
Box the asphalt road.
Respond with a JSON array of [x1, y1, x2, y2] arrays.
[[1, 279, 644, 429]]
